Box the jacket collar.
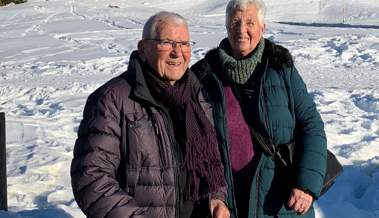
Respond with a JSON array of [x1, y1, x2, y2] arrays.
[[126, 50, 158, 106]]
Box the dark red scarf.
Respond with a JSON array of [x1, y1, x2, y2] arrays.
[[143, 68, 226, 203]]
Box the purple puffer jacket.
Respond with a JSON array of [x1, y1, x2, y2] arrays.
[[70, 51, 227, 218]]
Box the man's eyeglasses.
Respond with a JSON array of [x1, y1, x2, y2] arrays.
[[144, 39, 196, 53]]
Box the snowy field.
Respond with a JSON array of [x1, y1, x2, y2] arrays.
[[0, 0, 379, 217]]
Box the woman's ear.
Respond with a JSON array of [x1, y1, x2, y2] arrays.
[[137, 40, 147, 62]]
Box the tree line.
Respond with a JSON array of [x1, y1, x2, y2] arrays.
[[0, 0, 28, 7]]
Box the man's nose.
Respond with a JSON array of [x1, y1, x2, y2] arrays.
[[171, 42, 182, 55]]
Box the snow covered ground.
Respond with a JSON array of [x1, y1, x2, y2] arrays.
[[0, 0, 378, 217]]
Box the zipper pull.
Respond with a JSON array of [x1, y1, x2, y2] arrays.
[[147, 107, 160, 136], [154, 122, 159, 136]]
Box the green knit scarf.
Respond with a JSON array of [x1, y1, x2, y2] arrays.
[[218, 37, 265, 85]]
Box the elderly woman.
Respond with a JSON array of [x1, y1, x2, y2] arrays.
[[191, 0, 327, 217]]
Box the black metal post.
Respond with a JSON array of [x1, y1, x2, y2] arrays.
[[0, 112, 7, 211]]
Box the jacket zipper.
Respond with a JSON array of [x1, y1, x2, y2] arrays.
[[254, 169, 261, 218], [224, 118, 238, 217], [261, 88, 272, 139], [260, 60, 273, 140], [217, 80, 238, 217], [160, 110, 181, 218]]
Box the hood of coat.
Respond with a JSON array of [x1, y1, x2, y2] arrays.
[[191, 38, 294, 84]]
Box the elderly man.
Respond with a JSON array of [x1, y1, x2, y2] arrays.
[[191, 0, 327, 217], [71, 11, 230, 218]]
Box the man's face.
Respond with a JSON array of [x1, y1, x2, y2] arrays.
[[138, 23, 191, 85], [227, 4, 266, 60]]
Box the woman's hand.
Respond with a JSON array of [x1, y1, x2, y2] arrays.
[[287, 188, 313, 215], [211, 199, 230, 218]]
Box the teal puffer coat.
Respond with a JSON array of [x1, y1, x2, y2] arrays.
[[191, 39, 327, 218]]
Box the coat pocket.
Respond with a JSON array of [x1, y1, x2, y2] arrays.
[[124, 115, 163, 168]]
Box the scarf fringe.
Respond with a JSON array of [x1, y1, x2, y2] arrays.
[[184, 136, 226, 203]]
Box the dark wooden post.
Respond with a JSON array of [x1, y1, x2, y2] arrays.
[[0, 112, 7, 211]]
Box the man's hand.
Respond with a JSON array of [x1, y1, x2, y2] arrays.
[[287, 188, 313, 216], [210, 199, 230, 218]]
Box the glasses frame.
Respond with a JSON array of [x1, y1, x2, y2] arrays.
[[144, 38, 196, 52]]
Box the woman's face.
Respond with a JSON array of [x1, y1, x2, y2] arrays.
[[227, 4, 266, 60]]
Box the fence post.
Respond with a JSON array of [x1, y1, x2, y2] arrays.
[[0, 112, 7, 211]]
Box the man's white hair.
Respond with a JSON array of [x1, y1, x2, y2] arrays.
[[142, 11, 188, 39]]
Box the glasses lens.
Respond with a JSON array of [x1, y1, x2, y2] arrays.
[[160, 40, 173, 50], [180, 42, 192, 52], [153, 39, 194, 52]]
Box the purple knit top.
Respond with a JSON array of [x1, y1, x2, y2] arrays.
[[224, 86, 258, 217], [224, 86, 254, 171]]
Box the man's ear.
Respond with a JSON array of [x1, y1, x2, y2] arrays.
[[137, 40, 147, 62]]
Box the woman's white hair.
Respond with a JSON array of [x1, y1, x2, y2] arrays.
[[142, 11, 188, 39], [225, 0, 266, 27]]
